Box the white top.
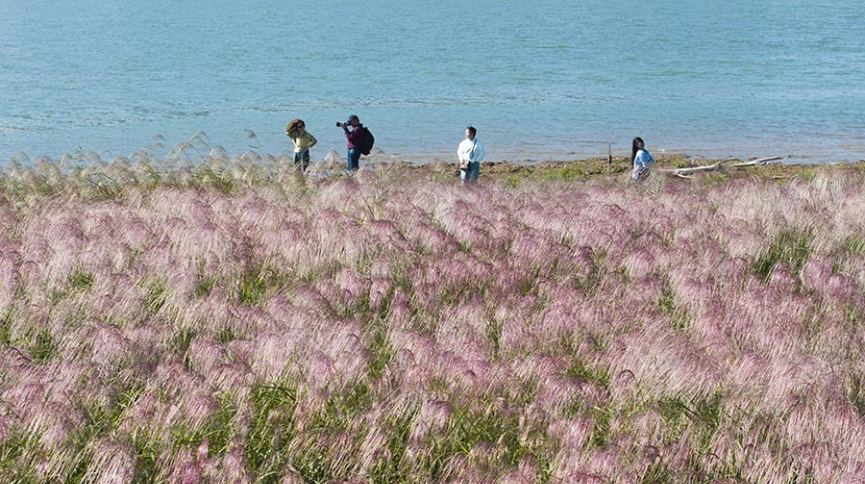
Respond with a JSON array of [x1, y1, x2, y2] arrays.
[[457, 138, 485, 164]]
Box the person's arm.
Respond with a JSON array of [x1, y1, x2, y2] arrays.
[[473, 141, 485, 162], [306, 133, 317, 149], [348, 126, 365, 145], [287, 131, 300, 150], [633, 151, 645, 170]]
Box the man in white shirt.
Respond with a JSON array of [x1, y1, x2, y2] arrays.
[[457, 125, 485, 184]]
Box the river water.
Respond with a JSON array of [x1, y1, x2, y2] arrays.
[[1, 0, 863, 165]]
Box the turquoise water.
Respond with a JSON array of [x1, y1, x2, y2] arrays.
[[1, 0, 864, 164]]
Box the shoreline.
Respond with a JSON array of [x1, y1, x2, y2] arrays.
[[370, 154, 865, 184], [4, 137, 865, 171], [4, 150, 865, 190], [5, 128, 865, 167]]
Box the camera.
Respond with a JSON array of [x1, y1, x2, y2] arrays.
[[336, 120, 351, 128]]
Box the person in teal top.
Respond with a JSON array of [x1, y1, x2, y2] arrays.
[[631, 136, 655, 181], [286, 118, 317, 172]]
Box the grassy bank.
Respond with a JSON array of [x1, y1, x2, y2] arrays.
[[1, 157, 864, 483]]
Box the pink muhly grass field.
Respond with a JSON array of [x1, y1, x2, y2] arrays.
[[1, 159, 865, 483]]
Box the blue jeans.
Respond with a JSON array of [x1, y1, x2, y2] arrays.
[[347, 148, 361, 171], [460, 161, 479, 184], [294, 150, 310, 171]]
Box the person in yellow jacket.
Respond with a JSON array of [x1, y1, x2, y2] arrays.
[[286, 118, 317, 172]]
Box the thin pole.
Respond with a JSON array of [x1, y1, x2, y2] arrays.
[[607, 143, 612, 174]]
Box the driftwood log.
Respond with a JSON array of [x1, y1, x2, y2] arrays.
[[656, 156, 782, 177]]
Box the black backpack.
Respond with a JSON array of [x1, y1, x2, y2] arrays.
[[360, 127, 375, 156]]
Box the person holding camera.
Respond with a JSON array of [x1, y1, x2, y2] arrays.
[[338, 114, 366, 172], [286, 118, 317, 172], [457, 125, 485, 184]]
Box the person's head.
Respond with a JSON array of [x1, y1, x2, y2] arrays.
[[348, 114, 360, 127], [286, 118, 303, 134], [465, 125, 477, 141], [631, 137, 645, 162], [296, 120, 306, 133]]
